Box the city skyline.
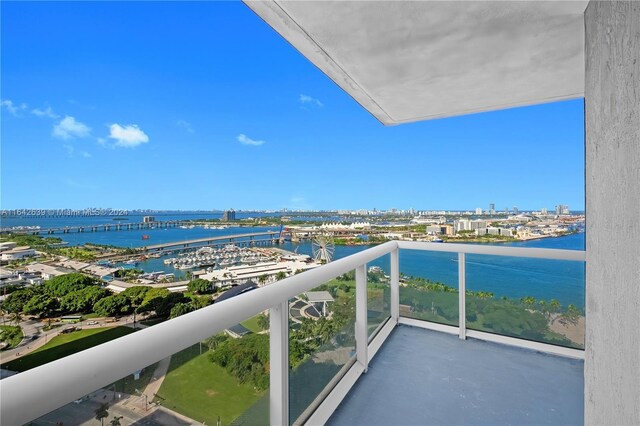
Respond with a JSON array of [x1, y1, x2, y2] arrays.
[[1, 2, 585, 211]]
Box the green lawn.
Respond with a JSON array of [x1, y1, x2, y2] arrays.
[[1, 326, 135, 372], [157, 345, 265, 425], [240, 315, 263, 333]]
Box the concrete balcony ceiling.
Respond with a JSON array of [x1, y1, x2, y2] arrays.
[[245, 1, 588, 124]]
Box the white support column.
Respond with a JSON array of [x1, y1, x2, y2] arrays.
[[355, 264, 368, 372], [390, 248, 400, 322], [585, 2, 640, 424], [270, 302, 289, 426], [458, 252, 466, 340]]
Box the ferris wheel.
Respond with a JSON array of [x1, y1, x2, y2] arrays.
[[312, 233, 335, 264]]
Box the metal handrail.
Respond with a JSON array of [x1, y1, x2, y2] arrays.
[[0, 240, 586, 425]]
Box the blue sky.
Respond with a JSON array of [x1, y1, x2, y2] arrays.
[[1, 1, 584, 211]]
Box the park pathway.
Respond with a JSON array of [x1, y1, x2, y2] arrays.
[[143, 355, 172, 403]]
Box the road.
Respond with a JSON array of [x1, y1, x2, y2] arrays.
[[0, 316, 138, 365]]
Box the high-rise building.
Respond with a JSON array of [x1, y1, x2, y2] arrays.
[[513, 206, 519, 215], [555, 205, 570, 215], [475, 207, 482, 215], [222, 209, 236, 221], [541, 208, 548, 215], [489, 203, 495, 215]]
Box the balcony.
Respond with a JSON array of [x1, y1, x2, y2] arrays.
[[1, 241, 585, 425]]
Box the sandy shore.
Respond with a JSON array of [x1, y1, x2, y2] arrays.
[[549, 314, 585, 347]]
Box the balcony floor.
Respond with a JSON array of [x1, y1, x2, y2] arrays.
[[328, 325, 583, 426]]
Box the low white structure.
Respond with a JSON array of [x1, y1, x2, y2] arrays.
[[59, 260, 91, 271], [201, 260, 318, 287], [82, 265, 120, 278], [1, 246, 36, 261], [26, 263, 73, 280], [0, 242, 18, 252]]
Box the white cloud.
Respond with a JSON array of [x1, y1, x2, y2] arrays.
[[109, 123, 149, 148], [31, 106, 59, 119], [237, 134, 265, 146], [177, 119, 194, 133], [82, 151, 92, 158], [52, 116, 91, 139], [1, 99, 28, 116], [62, 144, 75, 156], [299, 94, 323, 107]]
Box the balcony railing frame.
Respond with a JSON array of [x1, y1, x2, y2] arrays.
[[0, 241, 585, 426]]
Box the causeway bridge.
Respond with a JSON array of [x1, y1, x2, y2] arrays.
[[2, 221, 186, 235], [142, 231, 282, 252]]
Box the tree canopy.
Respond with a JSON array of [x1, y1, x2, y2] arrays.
[[187, 279, 213, 295]]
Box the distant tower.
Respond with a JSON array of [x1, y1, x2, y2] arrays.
[[489, 203, 495, 215], [222, 209, 236, 221], [513, 206, 519, 215], [475, 207, 482, 215], [541, 208, 548, 215]]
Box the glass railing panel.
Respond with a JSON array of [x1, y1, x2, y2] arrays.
[[398, 249, 459, 326], [23, 315, 269, 425], [465, 254, 585, 349], [289, 272, 356, 425], [367, 254, 391, 339]]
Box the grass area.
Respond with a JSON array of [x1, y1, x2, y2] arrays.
[[0, 325, 24, 350], [240, 315, 263, 333], [1, 326, 135, 372], [157, 344, 265, 425]]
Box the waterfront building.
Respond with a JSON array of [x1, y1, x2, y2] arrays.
[[426, 224, 454, 235], [476, 227, 513, 237], [222, 209, 236, 221], [142, 216, 155, 223]]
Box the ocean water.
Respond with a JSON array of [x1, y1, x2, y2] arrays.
[[2, 215, 585, 309], [283, 232, 585, 309]]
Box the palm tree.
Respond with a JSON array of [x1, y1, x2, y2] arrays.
[[538, 300, 549, 319], [9, 311, 23, 326], [94, 403, 109, 426], [258, 274, 268, 286], [520, 296, 537, 310], [257, 313, 269, 331], [275, 271, 287, 281], [109, 416, 123, 426]]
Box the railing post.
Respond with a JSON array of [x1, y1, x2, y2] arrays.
[[458, 252, 466, 340], [390, 248, 400, 323], [270, 301, 289, 426], [355, 264, 369, 372]]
